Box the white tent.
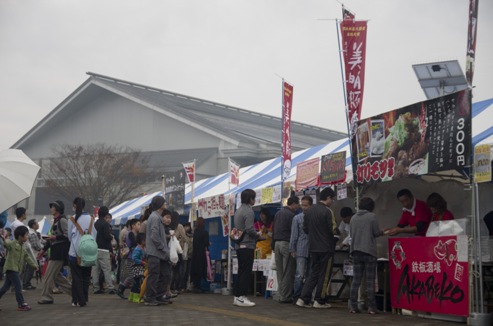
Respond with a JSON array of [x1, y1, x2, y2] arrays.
[[110, 97, 493, 225]]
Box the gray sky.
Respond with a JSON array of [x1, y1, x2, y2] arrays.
[[1, 0, 492, 150]]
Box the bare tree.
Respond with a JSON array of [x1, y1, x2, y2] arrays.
[[43, 144, 151, 209]]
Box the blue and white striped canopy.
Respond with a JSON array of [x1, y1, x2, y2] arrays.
[[110, 97, 493, 224]]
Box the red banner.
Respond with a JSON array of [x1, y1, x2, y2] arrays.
[[182, 161, 195, 183], [282, 81, 294, 180], [340, 20, 367, 139], [389, 236, 469, 316], [228, 158, 240, 186], [294, 158, 319, 191], [466, 0, 479, 85]]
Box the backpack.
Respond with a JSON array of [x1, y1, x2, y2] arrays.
[[69, 216, 98, 267]]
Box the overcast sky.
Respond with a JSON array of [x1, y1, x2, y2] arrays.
[[1, 0, 491, 151]]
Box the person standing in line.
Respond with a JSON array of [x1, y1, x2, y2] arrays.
[[190, 217, 210, 293], [296, 187, 335, 309], [23, 219, 43, 290], [67, 197, 97, 307], [233, 189, 263, 307], [92, 206, 116, 295], [10, 207, 27, 234], [180, 222, 193, 292], [170, 211, 187, 294], [386, 189, 432, 236], [272, 196, 300, 303], [38, 201, 72, 305], [348, 197, 385, 315], [0, 226, 38, 311], [116, 219, 141, 299], [289, 195, 312, 303], [144, 196, 170, 306]]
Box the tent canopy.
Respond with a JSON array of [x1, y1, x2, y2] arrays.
[[109, 97, 493, 224]]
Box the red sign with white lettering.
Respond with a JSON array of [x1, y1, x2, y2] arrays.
[[389, 236, 468, 316]]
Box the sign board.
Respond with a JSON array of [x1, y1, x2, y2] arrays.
[[351, 89, 471, 185], [388, 236, 469, 316], [320, 151, 347, 184]]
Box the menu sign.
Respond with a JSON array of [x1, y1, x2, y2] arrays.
[[164, 169, 186, 212], [320, 151, 347, 184], [351, 90, 471, 185]]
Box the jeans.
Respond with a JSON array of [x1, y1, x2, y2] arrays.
[[349, 251, 377, 311], [293, 256, 309, 300], [0, 271, 24, 306], [91, 250, 115, 291]]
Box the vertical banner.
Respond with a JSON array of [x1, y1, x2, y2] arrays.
[[340, 20, 368, 139], [389, 236, 469, 316], [466, 0, 479, 85], [164, 169, 186, 213], [228, 158, 240, 186], [282, 81, 294, 180], [182, 160, 195, 183]]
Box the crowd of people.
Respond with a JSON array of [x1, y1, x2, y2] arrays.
[[0, 194, 211, 311], [0, 187, 464, 314]]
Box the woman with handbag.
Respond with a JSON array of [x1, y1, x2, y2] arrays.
[[190, 217, 209, 293]]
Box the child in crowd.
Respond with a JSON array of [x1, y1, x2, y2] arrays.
[[129, 233, 146, 303], [0, 226, 38, 311]]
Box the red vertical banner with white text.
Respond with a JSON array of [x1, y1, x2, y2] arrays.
[[182, 161, 195, 183], [340, 20, 367, 139], [282, 81, 294, 180], [228, 158, 240, 186], [466, 0, 479, 85]]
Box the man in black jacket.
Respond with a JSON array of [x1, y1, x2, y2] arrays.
[[296, 187, 335, 309], [91, 206, 116, 294]]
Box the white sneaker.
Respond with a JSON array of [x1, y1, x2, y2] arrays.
[[296, 298, 312, 308], [313, 301, 331, 309], [233, 296, 256, 307]]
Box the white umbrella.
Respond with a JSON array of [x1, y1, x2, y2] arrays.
[[0, 149, 40, 212]]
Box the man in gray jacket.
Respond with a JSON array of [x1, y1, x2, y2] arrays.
[[144, 196, 170, 306], [233, 189, 262, 307]]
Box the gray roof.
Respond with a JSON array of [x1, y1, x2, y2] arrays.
[[88, 73, 345, 149], [13, 72, 345, 150]]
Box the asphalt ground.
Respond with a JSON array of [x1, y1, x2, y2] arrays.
[[0, 279, 466, 326]]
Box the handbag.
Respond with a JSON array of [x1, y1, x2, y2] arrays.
[[169, 236, 179, 264], [206, 250, 214, 282]]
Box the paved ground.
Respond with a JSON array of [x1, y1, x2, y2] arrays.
[[0, 284, 465, 326]]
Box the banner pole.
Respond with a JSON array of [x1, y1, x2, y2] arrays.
[[227, 158, 232, 291]]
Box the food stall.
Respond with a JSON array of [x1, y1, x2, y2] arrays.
[[350, 89, 491, 323]]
